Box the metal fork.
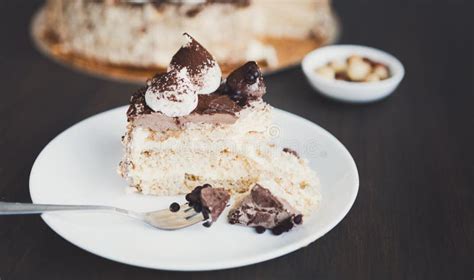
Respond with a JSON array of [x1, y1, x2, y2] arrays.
[[0, 201, 204, 230]]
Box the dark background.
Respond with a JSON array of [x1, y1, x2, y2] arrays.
[[0, 0, 473, 279]]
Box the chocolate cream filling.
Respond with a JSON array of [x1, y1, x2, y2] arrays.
[[127, 87, 246, 131]]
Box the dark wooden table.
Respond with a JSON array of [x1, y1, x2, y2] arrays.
[[0, 0, 473, 279]]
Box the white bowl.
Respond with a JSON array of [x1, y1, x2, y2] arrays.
[[302, 45, 405, 103]]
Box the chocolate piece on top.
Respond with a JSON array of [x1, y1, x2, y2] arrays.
[[224, 61, 266, 105], [193, 94, 241, 115]]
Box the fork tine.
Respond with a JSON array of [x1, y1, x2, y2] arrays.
[[148, 214, 204, 230], [185, 211, 201, 220], [148, 204, 190, 217], [144, 204, 206, 230], [148, 208, 194, 220], [185, 214, 205, 225]]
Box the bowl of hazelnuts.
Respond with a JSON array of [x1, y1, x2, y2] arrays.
[[302, 45, 404, 103]]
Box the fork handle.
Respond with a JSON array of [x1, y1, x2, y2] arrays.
[[0, 201, 114, 215]]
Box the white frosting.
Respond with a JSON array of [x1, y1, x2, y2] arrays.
[[196, 61, 221, 95], [144, 68, 198, 117]]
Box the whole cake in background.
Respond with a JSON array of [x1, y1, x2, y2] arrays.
[[118, 33, 321, 217], [34, 0, 338, 81]]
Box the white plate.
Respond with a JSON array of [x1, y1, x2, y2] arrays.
[[29, 106, 359, 271]]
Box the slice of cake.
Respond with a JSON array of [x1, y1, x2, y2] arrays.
[[118, 34, 320, 214]]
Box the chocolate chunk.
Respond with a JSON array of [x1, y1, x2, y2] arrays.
[[201, 187, 231, 221], [255, 226, 266, 234], [271, 227, 283, 235], [183, 184, 230, 223], [271, 217, 294, 235], [293, 214, 303, 225], [250, 185, 284, 209], [169, 202, 180, 212], [283, 148, 299, 158], [202, 208, 210, 220], [193, 94, 241, 115], [227, 184, 301, 234], [250, 212, 272, 225], [279, 217, 295, 232], [193, 203, 203, 213], [225, 61, 266, 104]]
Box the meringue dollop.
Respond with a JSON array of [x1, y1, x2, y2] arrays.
[[169, 33, 222, 95], [145, 68, 198, 117]]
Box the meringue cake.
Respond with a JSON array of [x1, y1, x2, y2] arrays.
[[36, 0, 338, 76]]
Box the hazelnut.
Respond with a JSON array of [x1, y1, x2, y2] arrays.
[[347, 58, 372, 81], [316, 66, 336, 79], [347, 55, 364, 65], [329, 59, 347, 72], [365, 73, 381, 82], [373, 64, 390, 80]]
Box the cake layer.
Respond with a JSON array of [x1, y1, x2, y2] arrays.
[[119, 100, 271, 193]]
